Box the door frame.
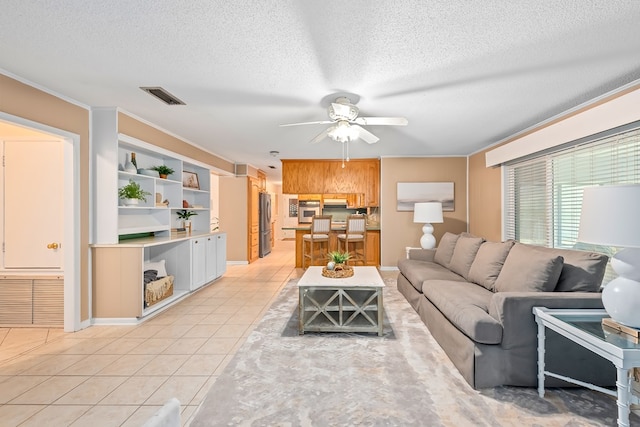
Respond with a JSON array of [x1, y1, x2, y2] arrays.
[[0, 112, 81, 332]]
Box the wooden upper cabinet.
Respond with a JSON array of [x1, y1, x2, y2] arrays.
[[322, 160, 371, 194], [282, 160, 324, 194], [282, 159, 380, 205], [366, 160, 380, 207]]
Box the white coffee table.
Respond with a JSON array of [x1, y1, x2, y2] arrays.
[[297, 266, 385, 336]]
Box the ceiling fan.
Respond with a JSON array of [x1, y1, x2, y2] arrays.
[[280, 96, 408, 144]]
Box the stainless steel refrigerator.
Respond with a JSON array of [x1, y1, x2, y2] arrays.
[[259, 192, 272, 257]]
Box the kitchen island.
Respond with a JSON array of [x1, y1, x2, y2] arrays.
[[283, 224, 380, 268]]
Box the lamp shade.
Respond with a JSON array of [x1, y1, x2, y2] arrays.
[[413, 202, 443, 224], [578, 184, 640, 248]]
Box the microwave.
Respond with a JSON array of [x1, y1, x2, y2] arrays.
[[298, 200, 320, 223]]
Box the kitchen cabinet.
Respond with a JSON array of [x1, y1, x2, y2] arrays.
[[282, 160, 324, 194], [282, 159, 379, 206], [323, 160, 368, 194], [248, 177, 260, 263], [366, 161, 380, 207]]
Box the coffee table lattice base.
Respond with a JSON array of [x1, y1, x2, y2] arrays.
[[299, 287, 383, 336]]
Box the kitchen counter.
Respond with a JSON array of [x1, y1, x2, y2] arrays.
[[283, 225, 380, 268], [282, 224, 380, 231]]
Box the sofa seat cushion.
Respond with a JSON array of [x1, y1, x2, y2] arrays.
[[397, 259, 465, 293], [493, 243, 564, 292], [422, 280, 503, 344]]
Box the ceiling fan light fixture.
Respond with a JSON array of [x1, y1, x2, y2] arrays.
[[328, 120, 357, 142]]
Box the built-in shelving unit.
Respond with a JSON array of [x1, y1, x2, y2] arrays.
[[91, 108, 226, 322], [116, 139, 211, 238]]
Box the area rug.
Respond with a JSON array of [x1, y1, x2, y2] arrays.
[[191, 277, 635, 426]]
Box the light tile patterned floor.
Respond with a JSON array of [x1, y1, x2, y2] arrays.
[[0, 240, 299, 426]]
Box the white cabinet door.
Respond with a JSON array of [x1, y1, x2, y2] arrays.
[[216, 233, 227, 278], [205, 236, 217, 283], [191, 238, 207, 290]]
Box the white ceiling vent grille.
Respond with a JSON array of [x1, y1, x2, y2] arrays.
[[140, 87, 186, 105]]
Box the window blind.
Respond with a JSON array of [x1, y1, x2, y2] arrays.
[[505, 126, 640, 284]]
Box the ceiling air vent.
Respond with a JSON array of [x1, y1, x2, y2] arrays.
[[140, 87, 186, 105]]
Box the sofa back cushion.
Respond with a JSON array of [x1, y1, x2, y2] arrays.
[[467, 240, 516, 291], [434, 232, 460, 268], [524, 246, 609, 292], [448, 235, 485, 279], [493, 243, 564, 292]]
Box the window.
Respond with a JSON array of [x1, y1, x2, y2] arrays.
[[504, 125, 640, 283]]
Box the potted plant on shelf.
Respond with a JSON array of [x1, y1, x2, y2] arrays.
[[176, 209, 198, 231], [151, 165, 175, 179], [118, 179, 151, 206]]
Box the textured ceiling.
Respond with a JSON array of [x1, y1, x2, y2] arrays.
[[2, 1, 640, 182]]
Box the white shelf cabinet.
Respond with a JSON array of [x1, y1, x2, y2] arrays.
[[91, 108, 227, 322], [93, 108, 213, 243], [215, 233, 227, 278]]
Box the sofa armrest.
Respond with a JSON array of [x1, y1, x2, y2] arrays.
[[488, 291, 603, 350], [408, 248, 436, 262]]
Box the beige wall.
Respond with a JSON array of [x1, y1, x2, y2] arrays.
[[468, 149, 502, 242], [219, 176, 248, 262], [117, 112, 235, 174], [1, 74, 91, 321], [380, 157, 467, 267]]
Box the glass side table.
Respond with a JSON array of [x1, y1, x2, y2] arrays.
[[533, 307, 640, 427]]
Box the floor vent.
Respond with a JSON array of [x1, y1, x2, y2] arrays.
[[140, 87, 186, 105]]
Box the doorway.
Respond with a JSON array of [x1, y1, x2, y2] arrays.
[[0, 115, 81, 331]]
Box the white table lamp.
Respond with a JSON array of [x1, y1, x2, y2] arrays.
[[413, 202, 443, 249], [578, 184, 640, 328]]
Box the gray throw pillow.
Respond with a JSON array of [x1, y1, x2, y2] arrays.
[[494, 243, 564, 292], [524, 246, 609, 292], [467, 240, 516, 291], [434, 232, 460, 268], [448, 235, 485, 279]]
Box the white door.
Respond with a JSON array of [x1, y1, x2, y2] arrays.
[[3, 140, 64, 269]]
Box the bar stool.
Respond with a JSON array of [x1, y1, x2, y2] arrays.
[[337, 215, 367, 265], [302, 215, 332, 268]]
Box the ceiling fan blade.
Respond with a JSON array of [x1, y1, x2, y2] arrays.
[[279, 120, 334, 127], [352, 125, 379, 144], [354, 117, 408, 126], [310, 126, 334, 144]]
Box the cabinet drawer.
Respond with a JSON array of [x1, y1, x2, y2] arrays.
[[251, 233, 259, 246]]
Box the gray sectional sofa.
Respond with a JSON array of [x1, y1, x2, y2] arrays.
[[397, 232, 616, 389]]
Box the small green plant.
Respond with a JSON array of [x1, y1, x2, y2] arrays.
[[177, 210, 198, 220], [118, 180, 151, 201], [327, 251, 351, 264], [151, 165, 175, 176]]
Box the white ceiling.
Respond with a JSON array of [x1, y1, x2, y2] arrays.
[[2, 1, 640, 182]]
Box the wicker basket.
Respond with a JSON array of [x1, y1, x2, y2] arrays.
[[321, 264, 354, 278], [144, 275, 174, 307]]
